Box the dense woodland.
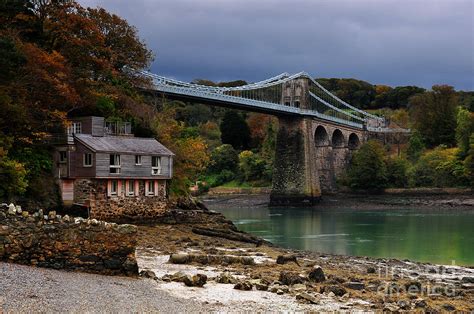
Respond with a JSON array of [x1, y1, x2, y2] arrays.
[[0, 1, 473, 208]]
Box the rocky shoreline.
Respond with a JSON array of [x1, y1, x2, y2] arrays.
[[135, 216, 474, 312], [1, 193, 473, 312]]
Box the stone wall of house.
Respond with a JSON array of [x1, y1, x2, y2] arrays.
[[87, 179, 168, 222], [74, 178, 94, 205], [0, 204, 138, 276]]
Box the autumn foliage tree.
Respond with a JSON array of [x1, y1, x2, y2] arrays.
[[0, 0, 154, 204], [153, 103, 210, 196]]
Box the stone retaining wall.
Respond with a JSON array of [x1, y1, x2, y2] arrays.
[[0, 204, 138, 276]]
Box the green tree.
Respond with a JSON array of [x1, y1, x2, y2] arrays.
[[409, 146, 468, 187], [0, 143, 28, 201], [455, 107, 474, 158], [208, 144, 239, 173], [386, 157, 409, 188], [220, 110, 251, 150], [410, 85, 458, 147], [238, 150, 266, 182], [406, 131, 425, 162], [347, 140, 387, 190], [464, 134, 474, 187]]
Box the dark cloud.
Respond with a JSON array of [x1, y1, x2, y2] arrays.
[[80, 0, 473, 90]]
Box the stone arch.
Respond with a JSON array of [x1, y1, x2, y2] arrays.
[[314, 125, 329, 146], [348, 133, 360, 150], [331, 129, 345, 148]]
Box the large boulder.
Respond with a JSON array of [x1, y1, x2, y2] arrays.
[[308, 265, 325, 283], [169, 271, 189, 282], [169, 253, 189, 264], [461, 277, 474, 283], [296, 292, 320, 304], [321, 285, 347, 297], [216, 272, 237, 284], [279, 271, 305, 286], [276, 254, 300, 266], [184, 274, 207, 287], [344, 282, 365, 290], [234, 281, 253, 291], [139, 270, 157, 280]]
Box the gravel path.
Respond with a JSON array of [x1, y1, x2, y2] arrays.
[[0, 262, 203, 313]]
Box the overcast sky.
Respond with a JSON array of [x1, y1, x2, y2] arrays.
[[79, 0, 474, 90]]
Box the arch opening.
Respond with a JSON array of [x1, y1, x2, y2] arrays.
[[315, 125, 329, 146], [331, 129, 345, 148], [348, 133, 360, 150]]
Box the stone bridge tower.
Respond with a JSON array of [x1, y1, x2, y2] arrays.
[[270, 77, 365, 205], [270, 77, 321, 205]]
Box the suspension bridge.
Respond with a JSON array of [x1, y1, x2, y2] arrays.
[[138, 70, 409, 205], [138, 70, 393, 131]]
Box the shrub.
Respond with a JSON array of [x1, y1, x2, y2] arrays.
[[197, 181, 209, 194], [208, 144, 238, 173], [0, 155, 28, 201], [386, 157, 409, 188], [347, 140, 387, 191], [409, 146, 469, 187], [216, 169, 235, 185], [238, 150, 266, 182]]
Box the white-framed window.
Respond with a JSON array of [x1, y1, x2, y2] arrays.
[[135, 155, 142, 165], [68, 122, 82, 135], [109, 180, 118, 197], [59, 151, 67, 163], [151, 156, 162, 175], [145, 180, 156, 196], [126, 180, 135, 196], [83, 153, 93, 167], [109, 154, 121, 174]]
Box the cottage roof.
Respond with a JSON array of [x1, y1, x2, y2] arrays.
[[74, 134, 174, 156]]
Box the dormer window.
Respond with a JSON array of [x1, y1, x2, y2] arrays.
[[152, 156, 162, 175], [109, 154, 121, 174]]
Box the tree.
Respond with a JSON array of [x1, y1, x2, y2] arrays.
[[317, 78, 375, 109], [238, 151, 267, 182], [153, 104, 209, 195], [410, 85, 458, 147], [385, 86, 425, 109], [385, 157, 409, 188], [347, 140, 387, 190], [455, 107, 474, 158], [0, 0, 155, 205], [198, 121, 221, 151], [463, 134, 474, 187], [409, 146, 468, 187], [220, 110, 251, 150], [0, 141, 28, 201], [406, 131, 425, 162], [208, 144, 238, 173]]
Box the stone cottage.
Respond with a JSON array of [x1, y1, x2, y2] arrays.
[[54, 116, 174, 221]]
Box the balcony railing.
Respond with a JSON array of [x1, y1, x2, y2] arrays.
[[105, 121, 132, 135]]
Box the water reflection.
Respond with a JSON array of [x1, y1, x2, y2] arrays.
[[215, 206, 474, 266]]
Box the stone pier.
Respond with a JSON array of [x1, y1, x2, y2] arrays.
[[270, 116, 321, 205]]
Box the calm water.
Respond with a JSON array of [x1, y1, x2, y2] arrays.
[[214, 206, 474, 266]]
